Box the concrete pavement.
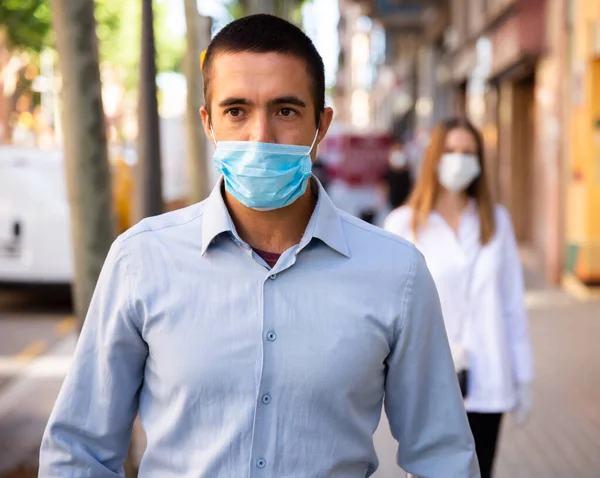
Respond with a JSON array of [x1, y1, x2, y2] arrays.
[[0, 334, 76, 472], [494, 290, 600, 478], [1, 283, 599, 476], [373, 285, 600, 477], [0, 288, 75, 474]]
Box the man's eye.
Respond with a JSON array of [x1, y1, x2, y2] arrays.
[[278, 108, 298, 117], [226, 108, 244, 117]]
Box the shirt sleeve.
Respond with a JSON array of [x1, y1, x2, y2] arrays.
[[384, 248, 480, 477], [39, 237, 148, 477], [497, 206, 534, 384]]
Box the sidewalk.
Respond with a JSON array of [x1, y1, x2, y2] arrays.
[[0, 334, 76, 474], [494, 256, 600, 477], [1, 277, 599, 476], [495, 289, 600, 477], [373, 265, 600, 478]]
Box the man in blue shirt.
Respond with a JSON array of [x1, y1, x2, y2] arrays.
[[40, 14, 479, 478]]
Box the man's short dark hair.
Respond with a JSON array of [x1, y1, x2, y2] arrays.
[[202, 14, 325, 126]]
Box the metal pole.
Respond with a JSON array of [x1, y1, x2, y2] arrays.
[[136, 0, 163, 220]]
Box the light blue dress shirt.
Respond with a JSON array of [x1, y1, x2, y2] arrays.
[[40, 179, 479, 477]]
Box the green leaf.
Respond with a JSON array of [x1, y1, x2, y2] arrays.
[[0, 0, 51, 52]]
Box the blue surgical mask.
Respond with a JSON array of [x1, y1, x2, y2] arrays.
[[211, 128, 319, 211]]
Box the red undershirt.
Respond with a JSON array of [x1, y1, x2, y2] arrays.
[[253, 248, 281, 269], [249, 180, 317, 269]]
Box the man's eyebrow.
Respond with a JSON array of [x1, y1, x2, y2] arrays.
[[269, 96, 307, 108], [217, 96, 307, 108], [218, 98, 253, 107]]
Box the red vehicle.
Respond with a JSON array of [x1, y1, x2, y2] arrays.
[[319, 131, 391, 186]]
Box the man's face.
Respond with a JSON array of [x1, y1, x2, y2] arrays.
[[201, 51, 333, 160]]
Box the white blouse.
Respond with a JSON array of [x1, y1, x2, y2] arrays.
[[384, 202, 534, 413]]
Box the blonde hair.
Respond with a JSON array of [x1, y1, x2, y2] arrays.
[[407, 118, 496, 245]]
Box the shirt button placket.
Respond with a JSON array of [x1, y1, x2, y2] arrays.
[[250, 275, 280, 476]]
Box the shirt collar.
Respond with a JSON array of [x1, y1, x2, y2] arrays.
[[306, 178, 351, 258], [201, 177, 350, 258], [200, 179, 236, 255]]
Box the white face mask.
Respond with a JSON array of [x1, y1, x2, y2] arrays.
[[437, 153, 481, 192], [389, 150, 408, 168]]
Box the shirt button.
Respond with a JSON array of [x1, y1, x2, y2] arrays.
[[266, 331, 277, 342], [256, 458, 266, 468], [269, 273, 277, 280], [261, 393, 271, 404]]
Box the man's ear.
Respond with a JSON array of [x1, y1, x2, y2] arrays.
[[316, 107, 334, 145], [200, 106, 214, 144]]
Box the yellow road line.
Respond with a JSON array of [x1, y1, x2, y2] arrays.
[[56, 316, 78, 337], [10, 316, 78, 368], [15, 340, 47, 363]]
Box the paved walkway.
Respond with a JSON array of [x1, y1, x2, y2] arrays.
[[0, 289, 74, 474], [494, 289, 600, 478], [1, 282, 599, 476], [373, 283, 600, 477]]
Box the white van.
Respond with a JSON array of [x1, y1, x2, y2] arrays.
[[0, 146, 74, 285]]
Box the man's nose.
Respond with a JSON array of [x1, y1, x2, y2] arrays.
[[249, 114, 275, 143]]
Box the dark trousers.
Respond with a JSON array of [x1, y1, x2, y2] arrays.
[[467, 412, 503, 478]]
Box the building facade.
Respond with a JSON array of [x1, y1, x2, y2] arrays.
[[336, 0, 446, 136], [445, 0, 567, 285], [564, 0, 600, 287], [336, 0, 600, 290]]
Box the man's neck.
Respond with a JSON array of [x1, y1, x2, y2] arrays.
[[223, 184, 317, 254]]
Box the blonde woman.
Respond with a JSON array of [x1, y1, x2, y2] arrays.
[[384, 118, 533, 478]]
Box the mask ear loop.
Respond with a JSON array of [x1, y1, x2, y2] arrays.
[[308, 124, 320, 155], [210, 125, 218, 146]]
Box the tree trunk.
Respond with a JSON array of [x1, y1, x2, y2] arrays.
[[183, 0, 211, 204], [51, 3, 139, 474], [134, 0, 163, 221], [51, 0, 115, 323], [0, 29, 15, 144]]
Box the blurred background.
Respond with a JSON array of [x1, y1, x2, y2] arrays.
[[0, 0, 599, 476]]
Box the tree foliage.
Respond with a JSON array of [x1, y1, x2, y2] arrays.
[[95, 0, 185, 90], [0, 0, 51, 52], [0, 0, 184, 84], [226, 0, 310, 22]]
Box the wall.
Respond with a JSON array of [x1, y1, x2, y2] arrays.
[[485, 0, 567, 284], [565, 0, 600, 284], [530, 0, 567, 284]]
